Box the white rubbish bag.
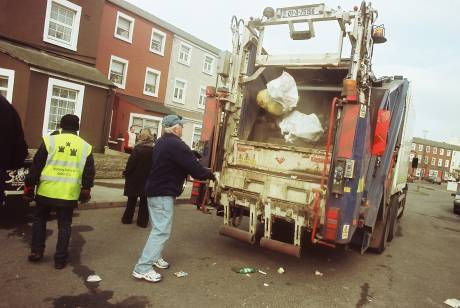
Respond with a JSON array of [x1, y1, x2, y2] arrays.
[[267, 71, 299, 114], [279, 111, 324, 143]]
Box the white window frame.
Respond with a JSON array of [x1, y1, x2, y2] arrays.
[[172, 78, 187, 104], [431, 157, 436, 166], [418, 144, 423, 151], [426, 146, 430, 153], [108, 55, 129, 89], [424, 156, 428, 164], [114, 11, 135, 43], [190, 124, 202, 150], [197, 86, 206, 109], [411, 143, 416, 150], [447, 150, 452, 156], [202, 54, 215, 75], [445, 160, 450, 168], [43, 0, 81, 51], [143, 67, 161, 97], [42, 78, 85, 135], [438, 158, 443, 167], [0, 68, 15, 103], [440, 148, 444, 156], [128, 113, 162, 136], [149, 28, 166, 56], [177, 42, 192, 66], [433, 147, 437, 154]]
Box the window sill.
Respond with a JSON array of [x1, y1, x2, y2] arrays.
[[143, 91, 159, 97], [114, 34, 133, 44], [177, 60, 191, 67], [149, 49, 165, 57]]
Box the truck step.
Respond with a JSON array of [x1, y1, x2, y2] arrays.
[[260, 237, 301, 258], [219, 225, 256, 244]]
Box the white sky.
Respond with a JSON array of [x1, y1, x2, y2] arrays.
[[126, 0, 460, 143]]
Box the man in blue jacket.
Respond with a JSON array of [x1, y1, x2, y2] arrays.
[[132, 114, 215, 283]]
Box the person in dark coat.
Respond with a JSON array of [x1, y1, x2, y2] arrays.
[[24, 114, 95, 269], [122, 128, 154, 228], [132, 115, 216, 283], [0, 94, 28, 205]]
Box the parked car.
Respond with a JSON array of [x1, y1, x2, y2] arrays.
[[427, 176, 442, 185], [452, 191, 460, 215]]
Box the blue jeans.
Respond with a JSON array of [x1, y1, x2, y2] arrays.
[[134, 196, 174, 273]]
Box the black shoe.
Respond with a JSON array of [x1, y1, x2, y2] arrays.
[[28, 252, 43, 262], [54, 261, 67, 269]]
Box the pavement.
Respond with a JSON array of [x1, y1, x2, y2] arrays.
[[84, 179, 193, 210], [0, 182, 459, 307]]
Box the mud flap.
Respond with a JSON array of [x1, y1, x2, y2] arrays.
[[360, 230, 371, 255]]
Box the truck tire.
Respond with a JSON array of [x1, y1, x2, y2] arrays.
[[387, 196, 399, 242]]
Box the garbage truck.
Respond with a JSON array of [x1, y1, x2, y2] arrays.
[[196, 2, 414, 256]]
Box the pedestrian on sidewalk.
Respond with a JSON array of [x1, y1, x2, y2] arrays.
[[123, 126, 137, 154], [121, 128, 154, 228], [0, 94, 28, 205], [24, 114, 95, 269], [132, 114, 215, 283]]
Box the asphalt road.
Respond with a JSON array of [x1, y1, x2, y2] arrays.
[[0, 182, 459, 308]]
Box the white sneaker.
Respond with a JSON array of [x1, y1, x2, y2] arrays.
[[132, 269, 162, 282], [154, 258, 170, 269]]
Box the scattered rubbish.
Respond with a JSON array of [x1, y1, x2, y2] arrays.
[[258, 270, 267, 275], [263, 283, 269, 287], [174, 271, 188, 278], [444, 298, 460, 308], [314, 270, 323, 276], [232, 267, 256, 274], [277, 267, 285, 274], [86, 275, 102, 282], [246, 274, 251, 277], [211, 262, 217, 266]]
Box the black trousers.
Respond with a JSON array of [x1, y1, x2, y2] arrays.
[[121, 196, 148, 227], [31, 202, 74, 262]]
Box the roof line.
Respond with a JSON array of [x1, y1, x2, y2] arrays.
[[107, 0, 221, 55]]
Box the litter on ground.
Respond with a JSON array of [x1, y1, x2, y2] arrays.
[[315, 270, 323, 276], [86, 275, 102, 282], [174, 271, 188, 278]]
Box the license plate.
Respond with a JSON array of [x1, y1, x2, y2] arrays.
[[277, 4, 324, 18]]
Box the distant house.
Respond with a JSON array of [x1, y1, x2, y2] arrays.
[[409, 137, 460, 181], [164, 34, 220, 149], [98, 0, 220, 150], [0, 0, 115, 152], [97, 0, 176, 150]]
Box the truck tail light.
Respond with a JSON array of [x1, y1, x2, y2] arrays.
[[324, 207, 340, 241]]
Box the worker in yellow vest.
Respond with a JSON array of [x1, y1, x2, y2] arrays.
[[23, 114, 95, 269]]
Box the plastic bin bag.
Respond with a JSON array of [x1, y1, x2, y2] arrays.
[[279, 111, 324, 143], [267, 71, 299, 113], [256, 71, 299, 116]]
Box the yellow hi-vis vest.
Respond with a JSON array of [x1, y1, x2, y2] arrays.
[[37, 133, 92, 201]]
